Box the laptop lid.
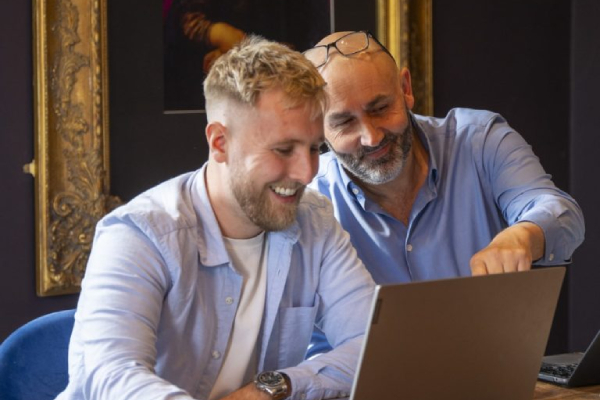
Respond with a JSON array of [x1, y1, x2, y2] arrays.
[[350, 267, 565, 400]]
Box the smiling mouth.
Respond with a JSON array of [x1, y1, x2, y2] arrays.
[[271, 185, 300, 197], [361, 134, 395, 159], [363, 141, 390, 159]]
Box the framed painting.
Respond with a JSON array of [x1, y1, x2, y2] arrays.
[[30, 0, 432, 296], [163, 0, 333, 112], [30, 0, 120, 296]]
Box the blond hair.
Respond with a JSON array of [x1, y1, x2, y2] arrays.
[[204, 35, 327, 120]]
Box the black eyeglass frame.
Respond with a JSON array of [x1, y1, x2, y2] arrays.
[[304, 30, 395, 68]]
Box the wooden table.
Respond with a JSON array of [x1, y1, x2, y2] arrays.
[[534, 381, 600, 399]]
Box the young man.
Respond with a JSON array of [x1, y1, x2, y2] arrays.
[[304, 30, 584, 282], [56, 37, 374, 400]]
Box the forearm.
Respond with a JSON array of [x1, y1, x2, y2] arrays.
[[503, 221, 545, 261], [83, 361, 193, 400], [280, 336, 363, 400]]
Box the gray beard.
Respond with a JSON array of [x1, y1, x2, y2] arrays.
[[332, 120, 414, 185]]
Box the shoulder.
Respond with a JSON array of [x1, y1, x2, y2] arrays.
[[414, 108, 514, 154], [295, 188, 338, 232], [100, 171, 199, 238], [414, 108, 507, 138]]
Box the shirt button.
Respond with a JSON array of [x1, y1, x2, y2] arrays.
[[225, 296, 234, 304], [407, 244, 413, 252], [352, 188, 360, 195], [549, 253, 555, 261], [300, 394, 307, 400], [212, 350, 221, 359]]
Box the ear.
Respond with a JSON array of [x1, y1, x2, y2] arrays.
[[206, 121, 228, 163], [399, 67, 415, 110]]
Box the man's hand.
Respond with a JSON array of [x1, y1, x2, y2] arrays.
[[470, 222, 545, 275], [219, 382, 271, 400]]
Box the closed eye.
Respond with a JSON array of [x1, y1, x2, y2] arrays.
[[274, 147, 293, 156], [330, 117, 354, 129], [369, 103, 389, 115], [327, 111, 355, 130]]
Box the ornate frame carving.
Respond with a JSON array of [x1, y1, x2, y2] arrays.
[[28, 0, 432, 296], [29, 0, 119, 296], [377, 0, 433, 116]]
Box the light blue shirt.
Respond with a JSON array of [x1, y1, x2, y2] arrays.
[[57, 165, 375, 400], [310, 108, 585, 284]]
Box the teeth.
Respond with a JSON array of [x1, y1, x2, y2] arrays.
[[272, 186, 298, 197]]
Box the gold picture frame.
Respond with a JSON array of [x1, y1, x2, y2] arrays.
[[29, 0, 120, 296], [28, 0, 432, 296], [377, 0, 433, 116]]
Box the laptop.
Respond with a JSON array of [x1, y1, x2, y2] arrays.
[[538, 329, 600, 387], [349, 267, 565, 400]]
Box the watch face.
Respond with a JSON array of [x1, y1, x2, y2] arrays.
[[257, 371, 284, 386]]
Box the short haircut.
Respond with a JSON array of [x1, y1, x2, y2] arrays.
[[204, 35, 327, 120]]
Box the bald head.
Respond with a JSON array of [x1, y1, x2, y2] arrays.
[[304, 31, 397, 73], [303, 31, 413, 114], [315, 31, 354, 46]]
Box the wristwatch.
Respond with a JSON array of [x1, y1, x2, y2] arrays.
[[254, 371, 290, 400]]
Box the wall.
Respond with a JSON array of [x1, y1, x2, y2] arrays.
[[0, 2, 78, 342], [569, 0, 600, 351], [432, 0, 600, 353], [1, 1, 598, 352], [432, 0, 572, 354]]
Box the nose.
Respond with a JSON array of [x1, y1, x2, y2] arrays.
[[359, 118, 384, 147], [290, 149, 318, 185]]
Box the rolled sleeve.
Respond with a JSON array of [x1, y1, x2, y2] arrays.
[[520, 196, 585, 265], [483, 115, 585, 265]]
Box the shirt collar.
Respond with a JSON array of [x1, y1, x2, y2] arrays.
[[191, 164, 229, 267], [410, 112, 439, 190]]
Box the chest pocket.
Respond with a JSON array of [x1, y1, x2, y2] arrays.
[[275, 296, 320, 368]]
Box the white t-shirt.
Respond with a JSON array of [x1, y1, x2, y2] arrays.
[[208, 232, 268, 400]]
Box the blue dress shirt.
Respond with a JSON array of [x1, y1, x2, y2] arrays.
[[310, 108, 585, 284], [56, 165, 375, 400]]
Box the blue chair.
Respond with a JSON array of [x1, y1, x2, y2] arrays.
[[0, 309, 75, 400]]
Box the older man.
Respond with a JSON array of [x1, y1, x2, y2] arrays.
[[56, 37, 374, 400], [304, 30, 584, 282]]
